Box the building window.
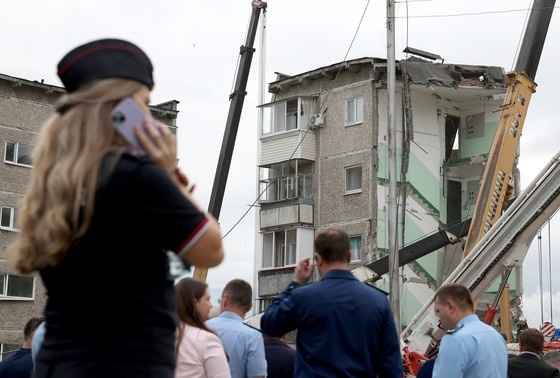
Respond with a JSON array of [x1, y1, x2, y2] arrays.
[[262, 229, 297, 268], [279, 176, 296, 200], [4, 141, 33, 166], [345, 166, 362, 193], [272, 99, 300, 133], [0, 206, 18, 230], [0, 274, 35, 299], [280, 243, 297, 266], [346, 97, 364, 125], [0, 343, 20, 361], [350, 236, 361, 261], [258, 297, 273, 313], [262, 97, 316, 135], [297, 173, 313, 199], [261, 173, 313, 203]]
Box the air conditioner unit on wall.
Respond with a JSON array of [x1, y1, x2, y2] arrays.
[[310, 113, 325, 128]]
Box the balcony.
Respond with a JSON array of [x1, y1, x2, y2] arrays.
[[259, 96, 318, 166]]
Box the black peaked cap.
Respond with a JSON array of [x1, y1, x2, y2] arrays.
[[57, 38, 154, 93]]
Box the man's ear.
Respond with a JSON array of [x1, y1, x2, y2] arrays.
[[248, 302, 253, 312], [446, 299, 456, 313]]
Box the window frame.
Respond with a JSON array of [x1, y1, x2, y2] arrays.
[[4, 141, 33, 167], [0, 274, 35, 300], [0, 206, 18, 230], [262, 229, 298, 269], [345, 165, 363, 194], [297, 173, 313, 199], [350, 236, 362, 261], [345, 97, 364, 126], [279, 242, 297, 266], [0, 343, 20, 361], [279, 176, 296, 200]]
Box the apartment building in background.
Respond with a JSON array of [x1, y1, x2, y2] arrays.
[[253, 55, 523, 328], [0, 73, 179, 359]]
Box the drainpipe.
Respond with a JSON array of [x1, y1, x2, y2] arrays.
[[387, 0, 400, 332]]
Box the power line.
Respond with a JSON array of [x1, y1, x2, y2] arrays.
[[394, 5, 559, 19]]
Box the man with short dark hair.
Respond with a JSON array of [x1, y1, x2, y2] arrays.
[[0, 317, 43, 378], [432, 284, 507, 378], [261, 227, 403, 377], [508, 328, 559, 377], [206, 279, 267, 378]]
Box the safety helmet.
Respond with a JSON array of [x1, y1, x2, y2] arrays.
[[518, 316, 527, 324]]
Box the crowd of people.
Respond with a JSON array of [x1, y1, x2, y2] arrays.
[[3, 36, 560, 378]]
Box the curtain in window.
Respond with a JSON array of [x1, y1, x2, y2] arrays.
[[356, 97, 364, 122], [350, 237, 361, 261], [262, 233, 274, 268], [17, 143, 33, 165], [347, 167, 362, 191], [273, 102, 286, 132], [301, 98, 315, 129], [347, 100, 356, 123]]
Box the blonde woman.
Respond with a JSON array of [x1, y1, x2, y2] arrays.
[[175, 277, 231, 378], [7, 38, 224, 378]]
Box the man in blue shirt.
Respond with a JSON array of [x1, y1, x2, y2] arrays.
[[261, 227, 403, 377], [432, 283, 507, 378], [0, 316, 43, 378], [206, 279, 267, 378]]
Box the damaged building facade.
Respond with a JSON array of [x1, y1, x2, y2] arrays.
[[254, 56, 521, 327]]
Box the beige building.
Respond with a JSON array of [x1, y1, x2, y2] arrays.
[[0, 73, 179, 359], [253, 55, 522, 328]]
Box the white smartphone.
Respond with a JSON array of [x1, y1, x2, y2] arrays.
[[111, 97, 156, 150]]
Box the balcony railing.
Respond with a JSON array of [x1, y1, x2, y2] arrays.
[[259, 174, 313, 203]]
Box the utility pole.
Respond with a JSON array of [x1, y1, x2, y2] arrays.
[[386, 0, 400, 331]]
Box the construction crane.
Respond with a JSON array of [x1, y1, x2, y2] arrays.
[[458, 0, 555, 334], [401, 0, 556, 375], [193, 0, 267, 281]]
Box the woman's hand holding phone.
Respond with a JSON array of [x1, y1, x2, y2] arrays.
[[135, 118, 177, 173], [114, 97, 198, 199], [112, 96, 177, 172], [134, 116, 198, 194]]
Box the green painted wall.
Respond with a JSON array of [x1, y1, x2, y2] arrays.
[[378, 146, 440, 213], [459, 117, 498, 158]]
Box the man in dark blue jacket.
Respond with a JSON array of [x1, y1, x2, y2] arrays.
[[261, 227, 403, 377], [0, 317, 43, 378], [263, 333, 295, 378]]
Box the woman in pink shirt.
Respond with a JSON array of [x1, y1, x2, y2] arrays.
[[175, 278, 231, 378]]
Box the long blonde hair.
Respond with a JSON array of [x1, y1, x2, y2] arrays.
[[8, 78, 142, 273]]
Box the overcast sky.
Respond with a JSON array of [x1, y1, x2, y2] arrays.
[[2, 0, 559, 328]]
